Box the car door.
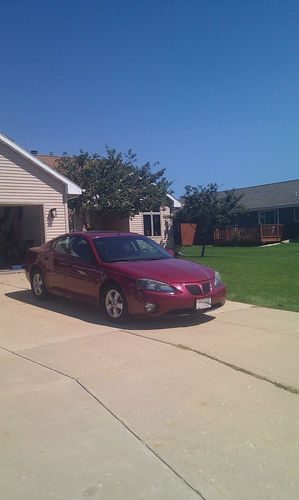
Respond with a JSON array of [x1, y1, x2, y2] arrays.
[[64, 236, 101, 304], [44, 235, 72, 293]]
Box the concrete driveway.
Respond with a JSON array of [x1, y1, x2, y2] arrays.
[[0, 272, 298, 500]]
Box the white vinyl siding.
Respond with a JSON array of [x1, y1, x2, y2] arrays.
[[129, 206, 171, 245], [0, 145, 68, 242], [129, 213, 144, 234]]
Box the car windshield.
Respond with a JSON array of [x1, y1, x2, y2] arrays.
[[93, 236, 173, 263]]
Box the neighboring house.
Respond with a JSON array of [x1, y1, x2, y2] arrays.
[[176, 179, 299, 246], [226, 180, 299, 238], [0, 134, 81, 267], [37, 154, 181, 246], [212, 179, 299, 244]]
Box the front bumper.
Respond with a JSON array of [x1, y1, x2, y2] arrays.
[[128, 283, 226, 317]]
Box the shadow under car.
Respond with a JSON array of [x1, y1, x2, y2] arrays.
[[5, 289, 216, 331]]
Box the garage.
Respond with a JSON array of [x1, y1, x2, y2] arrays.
[[0, 205, 44, 268], [0, 132, 81, 269]]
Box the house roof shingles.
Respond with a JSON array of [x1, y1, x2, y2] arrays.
[[36, 154, 60, 169], [223, 179, 299, 211]]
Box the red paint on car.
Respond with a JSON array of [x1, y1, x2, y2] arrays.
[[25, 231, 226, 321]]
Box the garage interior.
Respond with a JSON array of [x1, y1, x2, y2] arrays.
[[0, 205, 44, 268]]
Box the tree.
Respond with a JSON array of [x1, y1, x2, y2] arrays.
[[177, 183, 244, 257], [56, 148, 172, 229]]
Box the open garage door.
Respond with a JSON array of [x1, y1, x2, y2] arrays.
[[0, 205, 44, 269]]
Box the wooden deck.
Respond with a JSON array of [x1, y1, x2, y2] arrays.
[[214, 224, 284, 244]]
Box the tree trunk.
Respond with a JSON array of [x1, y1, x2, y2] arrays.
[[81, 208, 91, 231], [201, 243, 206, 257]]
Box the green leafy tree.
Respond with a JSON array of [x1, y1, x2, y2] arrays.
[[177, 183, 244, 257], [56, 148, 172, 229]]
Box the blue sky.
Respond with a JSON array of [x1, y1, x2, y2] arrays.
[[1, 0, 298, 196]]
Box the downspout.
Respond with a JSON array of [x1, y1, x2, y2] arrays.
[[64, 186, 69, 233]]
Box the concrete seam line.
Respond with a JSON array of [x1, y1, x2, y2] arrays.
[[120, 330, 299, 395], [0, 344, 206, 499], [213, 318, 298, 337], [76, 379, 206, 499], [0, 330, 120, 356], [0, 345, 76, 381]]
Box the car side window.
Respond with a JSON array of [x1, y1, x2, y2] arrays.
[[69, 236, 94, 264], [53, 236, 71, 255]]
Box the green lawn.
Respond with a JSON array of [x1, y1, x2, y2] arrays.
[[178, 243, 299, 312]]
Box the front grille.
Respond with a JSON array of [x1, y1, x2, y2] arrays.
[[186, 284, 202, 295], [186, 282, 211, 296], [202, 282, 211, 294]]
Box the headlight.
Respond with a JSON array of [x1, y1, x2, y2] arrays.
[[137, 279, 176, 293], [214, 271, 222, 288]]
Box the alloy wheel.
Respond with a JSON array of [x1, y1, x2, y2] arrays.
[[33, 273, 43, 296], [105, 289, 124, 318]]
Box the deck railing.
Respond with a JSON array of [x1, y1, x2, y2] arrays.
[[214, 224, 284, 244], [260, 224, 284, 240]]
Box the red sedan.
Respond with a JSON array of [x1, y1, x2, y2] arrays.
[[25, 231, 226, 322]]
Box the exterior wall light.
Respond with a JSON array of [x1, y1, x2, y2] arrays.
[[49, 208, 57, 219]]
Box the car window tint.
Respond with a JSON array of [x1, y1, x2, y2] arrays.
[[69, 236, 94, 264], [93, 236, 171, 263], [135, 238, 159, 255], [134, 238, 169, 259], [53, 236, 71, 255]]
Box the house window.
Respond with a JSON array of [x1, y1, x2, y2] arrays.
[[258, 210, 279, 225], [143, 213, 161, 236], [294, 207, 299, 222]]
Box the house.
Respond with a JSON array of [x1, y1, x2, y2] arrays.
[[215, 179, 299, 243], [37, 155, 181, 246], [128, 193, 181, 246], [175, 179, 299, 246], [0, 134, 81, 267]]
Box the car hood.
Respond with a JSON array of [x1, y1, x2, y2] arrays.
[[107, 258, 214, 283]]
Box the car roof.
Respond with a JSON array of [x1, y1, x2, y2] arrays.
[[70, 231, 139, 240]]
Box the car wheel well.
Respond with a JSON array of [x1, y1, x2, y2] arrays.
[[30, 264, 41, 279], [99, 280, 121, 300]]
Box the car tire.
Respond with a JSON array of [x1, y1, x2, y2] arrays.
[[101, 284, 128, 322], [31, 268, 48, 300]]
